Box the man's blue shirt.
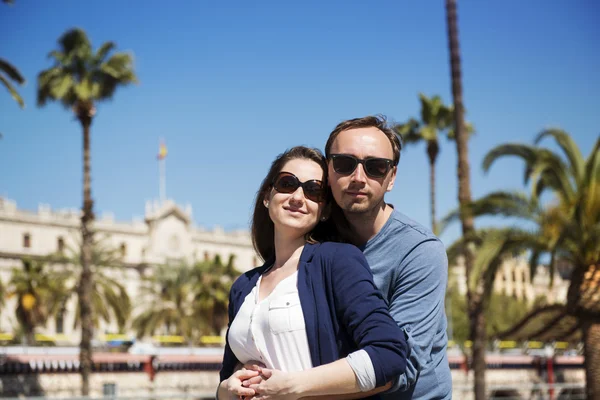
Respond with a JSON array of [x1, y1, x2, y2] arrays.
[[362, 209, 452, 400]]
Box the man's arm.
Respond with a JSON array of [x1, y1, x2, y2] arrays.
[[386, 238, 448, 393]]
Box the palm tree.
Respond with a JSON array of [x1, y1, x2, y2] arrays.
[[192, 254, 239, 336], [395, 94, 474, 234], [52, 240, 132, 333], [37, 28, 136, 395], [7, 258, 70, 345], [445, 0, 481, 397], [477, 130, 600, 398], [133, 265, 201, 344]]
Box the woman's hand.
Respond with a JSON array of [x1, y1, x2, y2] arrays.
[[219, 368, 261, 400], [247, 368, 300, 400]]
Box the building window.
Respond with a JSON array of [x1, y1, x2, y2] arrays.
[[522, 270, 527, 283], [23, 233, 31, 248], [204, 251, 209, 261], [512, 270, 517, 282], [119, 243, 127, 258], [57, 237, 65, 253]]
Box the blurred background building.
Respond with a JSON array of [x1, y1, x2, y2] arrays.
[[0, 196, 256, 343]]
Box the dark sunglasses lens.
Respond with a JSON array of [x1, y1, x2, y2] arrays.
[[333, 155, 357, 174], [274, 175, 299, 193], [365, 159, 390, 177], [303, 182, 324, 202]]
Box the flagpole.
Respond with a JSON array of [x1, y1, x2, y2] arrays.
[[159, 158, 166, 204], [158, 139, 167, 204]]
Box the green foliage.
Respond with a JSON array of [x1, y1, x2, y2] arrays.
[[486, 293, 532, 337], [7, 258, 71, 343], [37, 28, 137, 111], [133, 264, 199, 343], [49, 238, 132, 332], [481, 131, 600, 291], [133, 254, 241, 344], [447, 284, 534, 344]]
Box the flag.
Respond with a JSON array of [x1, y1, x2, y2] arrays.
[[157, 141, 167, 160]]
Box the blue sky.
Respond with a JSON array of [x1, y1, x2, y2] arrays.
[[1, 0, 598, 247]]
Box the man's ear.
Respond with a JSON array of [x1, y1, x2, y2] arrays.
[[386, 166, 397, 192]]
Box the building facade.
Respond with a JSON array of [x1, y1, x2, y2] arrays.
[[0, 196, 258, 343], [450, 256, 569, 304]]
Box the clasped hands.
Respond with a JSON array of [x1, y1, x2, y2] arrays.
[[223, 361, 300, 400]]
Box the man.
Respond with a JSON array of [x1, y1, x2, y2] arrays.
[[324, 115, 451, 399]]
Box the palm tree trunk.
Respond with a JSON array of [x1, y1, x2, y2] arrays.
[[78, 111, 94, 396], [582, 320, 600, 399], [471, 299, 487, 400], [428, 150, 437, 234], [445, 0, 482, 398], [24, 319, 35, 346]]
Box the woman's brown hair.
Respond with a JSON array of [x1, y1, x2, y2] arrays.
[[251, 146, 342, 263]]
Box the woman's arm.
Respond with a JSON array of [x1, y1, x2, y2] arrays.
[[245, 244, 408, 399]]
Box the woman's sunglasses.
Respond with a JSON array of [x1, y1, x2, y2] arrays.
[[330, 154, 393, 178], [272, 172, 326, 203]]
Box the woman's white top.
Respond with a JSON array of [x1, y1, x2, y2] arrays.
[[228, 270, 313, 372], [227, 269, 377, 391]]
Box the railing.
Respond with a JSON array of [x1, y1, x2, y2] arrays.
[[0, 384, 587, 400], [454, 382, 586, 400], [0, 394, 214, 400]]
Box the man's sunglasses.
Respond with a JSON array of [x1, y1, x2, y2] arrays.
[[272, 172, 326, 203], [330, 154, 393, 178]]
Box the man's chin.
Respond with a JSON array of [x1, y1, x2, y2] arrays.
[[341, 201, 372, 214]]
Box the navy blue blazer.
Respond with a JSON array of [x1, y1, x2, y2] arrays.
[[220, 242, 409, 394]]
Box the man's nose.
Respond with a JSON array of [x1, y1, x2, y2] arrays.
[[351, 163, 367, 183]]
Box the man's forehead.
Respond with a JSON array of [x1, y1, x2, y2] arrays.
[[331, 127, 393, 156]]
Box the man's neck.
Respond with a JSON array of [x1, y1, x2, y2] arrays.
[[345, 202, 393, 246]]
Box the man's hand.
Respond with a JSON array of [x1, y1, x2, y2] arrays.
[[247, 368, 300, 400], [220, 368, 260, 399]]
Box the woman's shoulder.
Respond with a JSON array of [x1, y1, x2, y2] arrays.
[[231, 264, 268, 292], [310, 242, 370, 273], [316, 241, 364, 258]]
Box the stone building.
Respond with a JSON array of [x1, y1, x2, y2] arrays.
[[0, 196, 257, 343], [450, 255, 569, 304]]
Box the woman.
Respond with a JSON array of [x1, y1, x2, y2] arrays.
[[218, 146, 408, 400]]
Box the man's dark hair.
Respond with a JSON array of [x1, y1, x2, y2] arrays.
[[324, 115, 402, 166]]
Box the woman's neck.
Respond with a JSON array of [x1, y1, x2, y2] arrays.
[[273, 229, 306, 271]]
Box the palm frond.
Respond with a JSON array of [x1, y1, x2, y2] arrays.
[[535, 128, 585, 184], [0, 74, 24, 108], [483, 143, 537, 180], [0, 58, 25, 84]]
